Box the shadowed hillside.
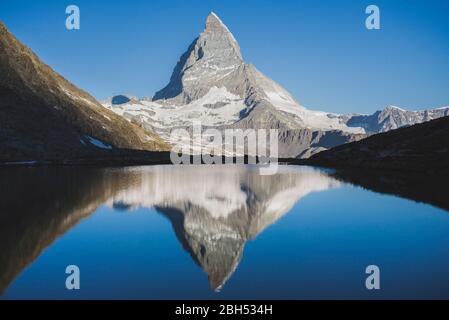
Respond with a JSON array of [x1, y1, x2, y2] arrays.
[[0, 20, 169, 163], [308, 115, 449, 174]]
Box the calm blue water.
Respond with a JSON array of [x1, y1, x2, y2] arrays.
[[1, 165, 448, 299]]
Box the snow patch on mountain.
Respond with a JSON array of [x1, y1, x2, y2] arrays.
[[107, 86, 247, 130], [84, 136, 113, 150]]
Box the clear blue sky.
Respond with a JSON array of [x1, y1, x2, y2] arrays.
[[1, 0, 448, 114]]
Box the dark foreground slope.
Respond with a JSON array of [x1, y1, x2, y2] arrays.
[[0, 21, 169, 163], [307, 115, 449, 175]]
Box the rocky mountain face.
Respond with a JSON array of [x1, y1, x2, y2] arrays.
[[0, 20, 169, 163], [342, 105, 449, 134], [307, 115, 449, 174], [153, 12, 245, 104], [103, 13, 367, 158]]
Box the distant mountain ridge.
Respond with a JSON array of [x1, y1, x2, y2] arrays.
[[0, 20, 169, 163], [342, 105, 449, 134]]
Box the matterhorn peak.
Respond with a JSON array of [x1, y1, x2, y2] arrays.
[[201, 12, 241, 59], [205, 12, 231, 33], [153, 12, 244, 103]]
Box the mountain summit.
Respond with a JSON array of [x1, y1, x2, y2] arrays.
[[204, 12, 241, 56], [153, 12, 244, 103], [153, 11, 309, 123]]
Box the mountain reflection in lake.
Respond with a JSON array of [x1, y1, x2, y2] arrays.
[[1, 165, 449, 299]]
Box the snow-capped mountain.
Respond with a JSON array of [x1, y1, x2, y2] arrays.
[[102, 13, 448, 158], [342, 105, 449, 134], [102, 13, 366, 158]]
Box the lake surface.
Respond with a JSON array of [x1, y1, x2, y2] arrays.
[[1, 165, 449, 299]]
